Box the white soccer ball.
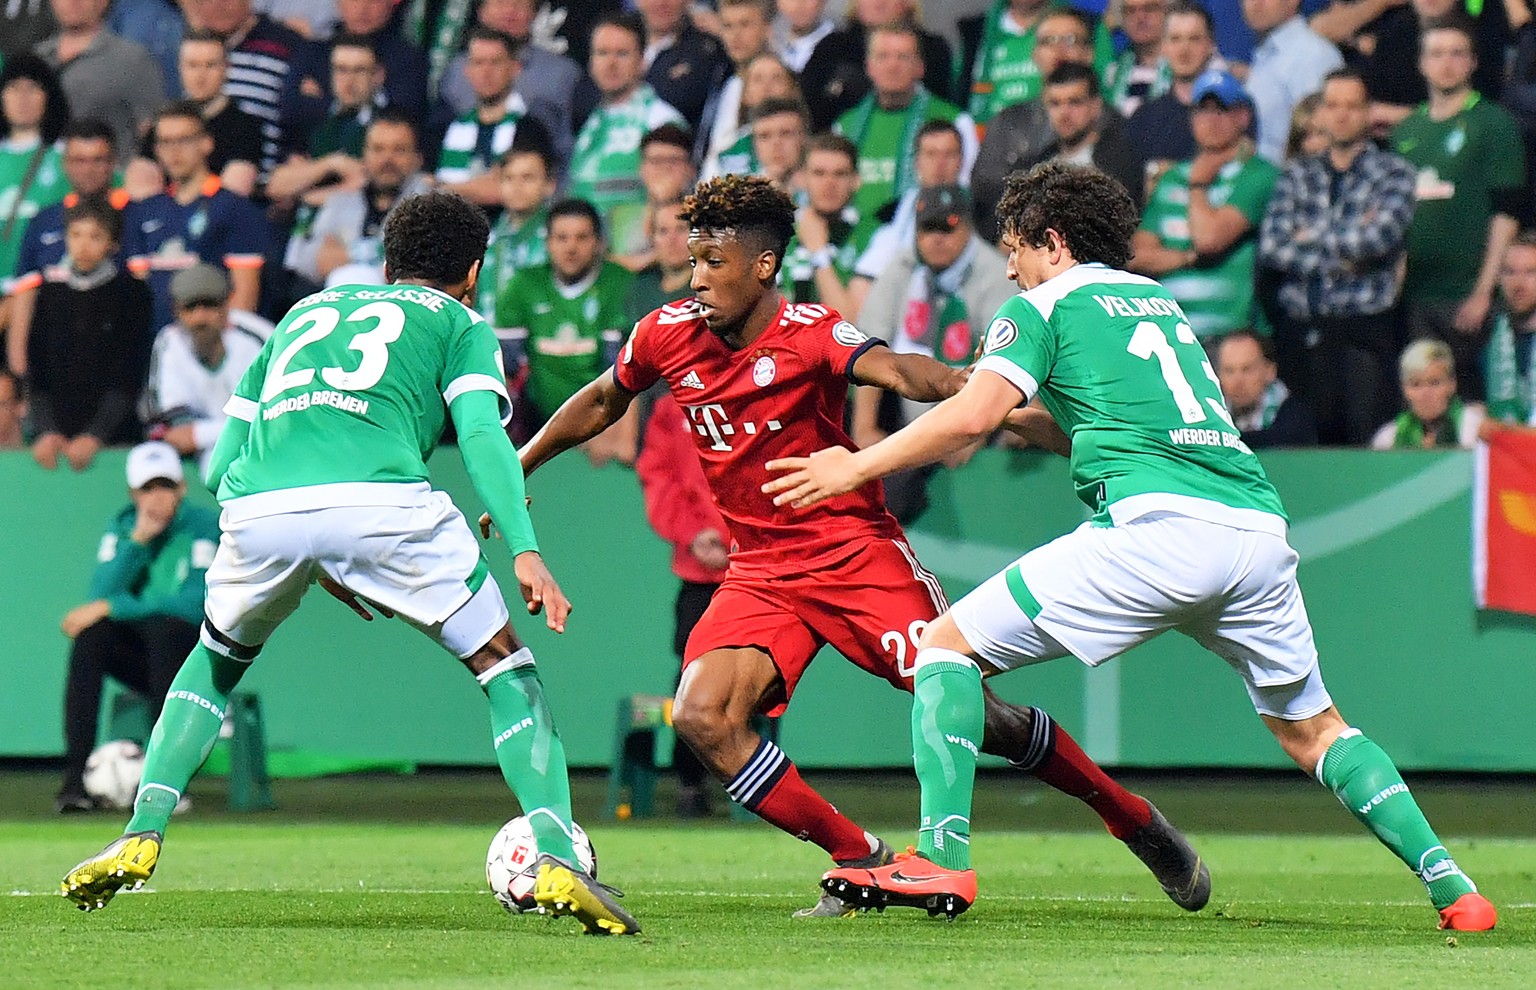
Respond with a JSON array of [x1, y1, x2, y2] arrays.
[[83, 739, 145, 809], [485, 815, 597, 913]]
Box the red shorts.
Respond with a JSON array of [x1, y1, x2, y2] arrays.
[[683, 537, 949, 716]]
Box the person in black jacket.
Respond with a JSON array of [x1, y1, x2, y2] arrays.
[[1215, 330, 1317, 448], [1018, 65, 1145, 211], [27, 195, 154, 472]]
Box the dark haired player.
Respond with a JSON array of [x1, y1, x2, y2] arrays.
[[489, 174, 1207, 917], [772, 163, 1498, 931], [60, 191, 640, 936]]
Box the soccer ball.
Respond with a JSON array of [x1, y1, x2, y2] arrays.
[[83, 739, 145, 809], [485, 815, 597, 913]]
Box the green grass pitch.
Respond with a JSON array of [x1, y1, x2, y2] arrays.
[[2, 770, 1532, 989]]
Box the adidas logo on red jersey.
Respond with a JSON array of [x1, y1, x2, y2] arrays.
[[680, 370, 706, 390]]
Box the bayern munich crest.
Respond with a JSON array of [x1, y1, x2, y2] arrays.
[[753, 354, 777, 386]]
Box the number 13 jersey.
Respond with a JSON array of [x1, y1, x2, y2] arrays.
[[616, 296, 905, 578], [975, 263, 1288, 532], [218, 283, 511, 508]]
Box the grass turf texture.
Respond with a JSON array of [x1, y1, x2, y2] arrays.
[[2, 770, 1532, 989]]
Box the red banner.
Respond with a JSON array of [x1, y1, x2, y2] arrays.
[[1474, 431, 1536, 616]]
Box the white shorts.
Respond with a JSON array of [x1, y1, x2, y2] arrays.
[[949, 513, 1332, 720], [202, 489, 510, 660]]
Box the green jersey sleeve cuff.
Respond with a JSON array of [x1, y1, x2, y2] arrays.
[[974, 355, 1039, 404], [223, 395, 259, 422], [443, 373, 513, 427]]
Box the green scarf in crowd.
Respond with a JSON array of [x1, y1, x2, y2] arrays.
[[840, 85, 932, 204], [1391, 395, 1466, 449], [1484, 311, 1536, 425]]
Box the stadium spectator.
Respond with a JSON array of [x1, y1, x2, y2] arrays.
[[568, 15, 685, 267], [774, 0, 836, 73], [779, 132, 874, 311], [1259, 69, 1416, 446], [747, 97, 808, 190], [0, 56, 71, 307], [1126, 2, 1226, 192], [612, 124, 699, 269], [142, 264, 271, 476], [1484, 231, 1536, 427], [1371, 338, 1486, 448], [969, 6, 1096, 241], [851, 184, 1014, 522], [3, 0, 58, 58], [126, 102, 268, 332], [494, 199, 635, 436], [324, 0, 428, 120], [437, 0, 580, 168], [964, 0, 1113, 126], [6, 118, 124, 379], [156, 29, 264, 193], [28, 196, 155, 470], [834, 22, 976, 221], [108, 0, 185, 98], [1131, 69, 1279, 342], [634, 390, 730, 818], [264, 32, 389, 203], [283, 111, 430, 292], [701, 52, 801, 180], [0, 368, 23, 449], [1243, 0, 1343, 163], [54, 441, 219, 813], [1018, 64, 1145, 211], [476, 144, 555, 323], [1104, 0, 1169, 118], [1285, 92, 1329, 160], [434, 27, 555, 210], [35, 0, 166, 166], [182, 0, 326, 177], [697, 0, 776, 173], [1352, 0, 1511, 136], [636, 0, 730, 131], [801, 0, 958, 133], [1215, 329, 1318, 448], [626, 199, 693, 323], [1394, 16, 1526, 401], [853, 119, 966, 315]]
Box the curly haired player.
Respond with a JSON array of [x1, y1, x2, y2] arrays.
[[770, 163, 1497, 930], [487, 174, 1208, 917]]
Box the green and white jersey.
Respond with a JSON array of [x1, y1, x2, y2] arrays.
[[478, 205, 549, 321], [219, 283, 510, 510], [975, 263, 1286, 533], [568, 84, 684, 227], [0, 138, 69, 279], [495, 260, 634, 419], [711, 131, 758, 178], [835, 88, 970, 217], [967, 3, 1114, 124], [436, 93, 537, 186], [1138, 155, 1278, 340], [779, 206, 877, 304]]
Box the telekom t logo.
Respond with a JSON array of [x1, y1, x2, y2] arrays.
[[684, 403, 783, 451]]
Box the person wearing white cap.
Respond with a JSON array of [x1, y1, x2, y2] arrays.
[[54, 442, 221, 813], [143, 263, 272, 480]]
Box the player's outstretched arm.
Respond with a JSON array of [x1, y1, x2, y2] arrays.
[[1001, 401, 1071, 458], [764, 370, 1024, 509], [203, 413, 252, 494], [849, 344, 968, 403], [519, 369, 639, 478]]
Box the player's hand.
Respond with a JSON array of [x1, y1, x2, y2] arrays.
[[318, 574, 395, 621], [763, 446, 862, 509], [478, 497, 534, 539], [514, 551, 572, 633]]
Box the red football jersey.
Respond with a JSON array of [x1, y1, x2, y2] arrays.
[[615, 297, 904, 577]]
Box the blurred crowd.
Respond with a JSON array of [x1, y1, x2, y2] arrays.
[[4, 0, 1536, 496]]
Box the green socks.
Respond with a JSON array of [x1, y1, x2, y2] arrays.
[[478, 649, 578, 866], [1317, 729, 1476, 908], [127, 643, 250, 835], [912, 650, 984, 871]]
